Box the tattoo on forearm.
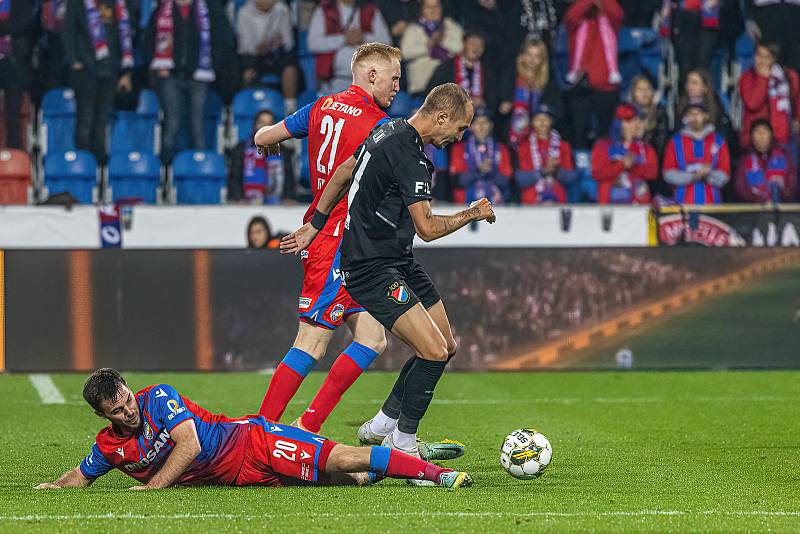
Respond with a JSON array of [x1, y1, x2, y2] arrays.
[[429, 207, 479, 239]]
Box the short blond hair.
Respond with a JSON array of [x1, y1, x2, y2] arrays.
[[419, 83, 472, 118], [351, 42, 402, 71]]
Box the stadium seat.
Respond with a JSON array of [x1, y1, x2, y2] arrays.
[[298, 54, 318, 104], [43, 150, 98, 204], [387, 91, 414, 118], [40, 88, 77, 155], [108, 151, 162, 204], [735, 33, 755, 75], [171, 150, 226, 204], [231, 88, 286, 144], [0, 92, 33, 151], [297, 138, 310, 189], [572, 149, 596, 202], [618, 28, 662, 94], [173, 89, 225, 154], [0, 149, 33, 204], [553, 25, 570, 90], [109, 89, 161, 156]]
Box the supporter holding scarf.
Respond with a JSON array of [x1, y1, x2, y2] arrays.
[[515, 104, 576, 204], [83, 0, 133, 68], [591, 104, 658, 204], [151, 0, 215, 82], [735, 119, 797, 202], [448, 108, 512, 205]]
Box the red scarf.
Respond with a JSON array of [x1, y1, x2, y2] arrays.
[[454, 55, 483, 100], [744, 149, 788, 201], [530, 130, 561, 172], [151, 0, 215, 82]]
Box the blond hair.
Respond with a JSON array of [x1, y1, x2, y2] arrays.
[[419, 83, 472, 118], [351, 42, 402, 71], [516, 40, 549, 90]]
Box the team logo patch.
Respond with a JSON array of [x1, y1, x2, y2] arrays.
[[143, 421, 153, 440], [387, 281, 410, 304], [300, 250, 309, 260], [330, 303, 345, 322]]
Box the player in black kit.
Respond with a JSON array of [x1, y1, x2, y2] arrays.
[[280, 84, 495, 466]]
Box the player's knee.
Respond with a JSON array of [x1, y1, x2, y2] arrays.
[[419, 341, 449, 362], [446, 338, 458, 360], [354, 330, 387, 355]]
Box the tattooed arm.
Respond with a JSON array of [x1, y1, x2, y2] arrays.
[[408, 198, 496, 242]]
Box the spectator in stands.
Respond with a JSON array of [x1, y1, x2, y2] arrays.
[[64, 0, 136, 165], [229, 109, 294, 204], [374, 0, 417, 45], [745, 0, 800, 74], [659, 0, 721, 88], [400, 0, 462, 96], [735, 119, 797, 202], [426, 30, 500, 113], [145, 0, 233, 164], [449, 107, 512, 205], [662, 102, 731, 204], [236, 0, 300, 113], [738, 41, 800, 150], [515, 104, 576, 204], [628, 75, 669, 152], [676, 69, 736, 153], [591, 103, 659, 204], [564, 0, 623, 150], [0, 0, 31, 149], [247, 215, 279, 248], [308, 0, 391, 94], [38, 0, 68, 95], [505, 39, 563, 147]]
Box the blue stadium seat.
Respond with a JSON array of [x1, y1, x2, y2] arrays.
[[108, 151, 161, 203], [171, 150, 226, 204], [298, 138, 310, 189], [572, 149, 596, 202], [428, 146, 448, 171], [43, 150, 97, 203], [387, 91, 414, 118], [618, 28, 662, 94], [174, 89, 225, 153], [40, 88, 77, 154], [109, 89, 161, 155], [232, 88, 286, 143], [298, 54, 318, 104], [553, 25, 570, 90]]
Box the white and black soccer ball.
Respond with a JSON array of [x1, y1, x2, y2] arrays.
[[500, 429, 552, 479]]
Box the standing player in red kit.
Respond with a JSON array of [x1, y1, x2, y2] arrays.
[[253, 43, 462, 462]]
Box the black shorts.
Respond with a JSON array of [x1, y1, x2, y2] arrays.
[[341, 259, 441, 331]]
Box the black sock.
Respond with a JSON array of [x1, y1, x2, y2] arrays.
[[380, 356, 416, 419], [396, 358, 447, 434]]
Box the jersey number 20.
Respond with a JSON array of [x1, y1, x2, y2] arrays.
[[316, 115, 345, 175], [272, 439, 298, 461]]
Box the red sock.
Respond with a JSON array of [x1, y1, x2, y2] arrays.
[[386, 449, 451, 482], [300, 355, 364, 432], [258, 364, 305, 421]]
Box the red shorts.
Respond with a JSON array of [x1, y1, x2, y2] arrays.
[[236, 419, 337, 487], [298, 233, 364, 329]]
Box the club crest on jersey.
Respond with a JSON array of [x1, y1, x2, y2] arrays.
[[143, 421, 153, 440], [330, 303, 345, 322], [320, 97, 363, 116], [387, 281, 409, 304]]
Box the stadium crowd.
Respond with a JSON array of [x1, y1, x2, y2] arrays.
[[1, 0, 800, 205]]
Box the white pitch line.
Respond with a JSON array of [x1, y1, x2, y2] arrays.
[[1, 510, 799, 521], [28, 374, 65, 404], [286, 395, 799, 406]]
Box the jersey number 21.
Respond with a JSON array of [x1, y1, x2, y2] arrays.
[[316, 115, 345, 176]]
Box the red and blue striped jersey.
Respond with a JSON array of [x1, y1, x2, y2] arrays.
[[79, 384, 252, 486], [283, 85, 389, 237], [662, 130, 731, 205]]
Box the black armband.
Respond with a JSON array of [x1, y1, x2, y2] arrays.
[[311, 209, 329, 231]]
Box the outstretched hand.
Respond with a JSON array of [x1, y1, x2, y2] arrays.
[[34, 483, 61, 489], [280, 223, 320, 254], [470, 198, 496, 224]]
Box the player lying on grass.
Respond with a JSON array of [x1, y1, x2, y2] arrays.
[[34, 369, 473, 491]]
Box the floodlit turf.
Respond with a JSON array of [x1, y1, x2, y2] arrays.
[[1, 371, 799, 533]]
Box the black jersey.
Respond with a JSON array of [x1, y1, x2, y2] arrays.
[[340, 118, 434, 266]]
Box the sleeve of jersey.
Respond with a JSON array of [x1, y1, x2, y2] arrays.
[[283, 102, 314, 139], [149, 384, 193, 432], [79, 443, 114, 480], [394, 142, 433, 206]]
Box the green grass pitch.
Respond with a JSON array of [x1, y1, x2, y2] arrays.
[[1, 371, 799, 532]]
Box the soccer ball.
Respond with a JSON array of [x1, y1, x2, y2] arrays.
[[500, 429, 552, 479]]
